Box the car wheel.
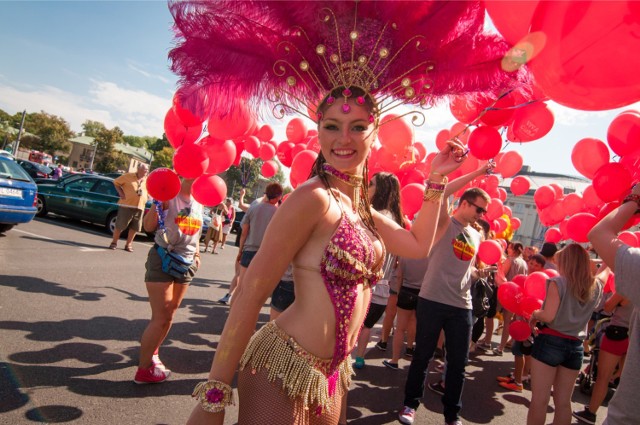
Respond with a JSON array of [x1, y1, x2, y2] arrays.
[[0, 223, 15, 233], [106, 212, 118, 235], [36, 196, 48, 217]]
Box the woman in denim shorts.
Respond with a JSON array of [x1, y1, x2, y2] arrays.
[[527, 244, 603, 425]]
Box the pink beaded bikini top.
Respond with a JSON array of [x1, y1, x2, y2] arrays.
[[320, 198, 385, 375]]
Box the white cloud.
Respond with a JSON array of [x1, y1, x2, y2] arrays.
[[0, 81, 171, 137], [128, 62, 171, 84]]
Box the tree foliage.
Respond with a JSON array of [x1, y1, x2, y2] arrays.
[[82, 120, 107, 137], [152, 147, 175, 170], [20, 111, 74, 153], [123, 135, 156, 149], [93, 126, 125, 173]]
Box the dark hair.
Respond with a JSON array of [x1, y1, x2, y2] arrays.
[[476, 218, 491, 237], [459, 187, 491, 205], [529, 254, 546, 266], [316, 86, 377, 119], [540, 242, 558, 258], [370, 172, 403, 226], [509, 241, 524, 256], [265, 182, 283, 200]]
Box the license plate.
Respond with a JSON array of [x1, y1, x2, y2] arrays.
[[0, 187, 22, 198]]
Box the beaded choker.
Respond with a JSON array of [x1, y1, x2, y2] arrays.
[[322, 164, 363, 213]]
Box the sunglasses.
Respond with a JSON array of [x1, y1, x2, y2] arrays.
[[467, 200, 487, 215]]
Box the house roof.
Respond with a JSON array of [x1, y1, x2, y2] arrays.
[[68, 135, 152, 162], [68, 135, 95, 146]]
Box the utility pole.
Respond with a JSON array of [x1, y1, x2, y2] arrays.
[[88, 140, 97, 172], [13, 110, 26, 155]]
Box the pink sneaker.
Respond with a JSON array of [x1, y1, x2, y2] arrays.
[[151, 354, 171, 373], [134, 364, 170, 384]]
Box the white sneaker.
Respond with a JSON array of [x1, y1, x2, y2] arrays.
[[398, 406, 416, 424]]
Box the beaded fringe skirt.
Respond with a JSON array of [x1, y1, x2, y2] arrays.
[[239, 321, 353, 414]]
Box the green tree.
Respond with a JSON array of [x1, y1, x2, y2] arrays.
[[152, 147, 175, 169], [93, 126, 125, 173], [82, 120, 107, 137], [123, 135, 156, 149], [149, 135, 171, 153], [21, 111, 73, 154], [224, 158, 265, 199]]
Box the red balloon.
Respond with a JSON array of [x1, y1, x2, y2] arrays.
[[511, 217, 522, 230], [583, 185, 604, 209], [286, 118, 308, 144], [260, 160, 278, 178], [485, 0, 539, 45], [259, 143, 276, 161], [529, 1, 640, 111], [510, 176, 531, 196], [256, 124, 275, 143], [202, 138, 236, 174], [524, 271, 548, 300], [566, 213, 598, 243], [413, 142, 427, 162], [173, 143, 209, 179], [518, 297, 543, 320], [276, 142, 295, 167], [498, 281, 524, 314], [477, 240, 503, 265], [306, 135, 321, 153], [547, 200, 566, 225], [607, 111, 640, 157], [208, 103, 254, 140], [191, 174, 227, 207], [572, 138, 611, 180], [562, 193, 584, 217], [545, 228, 562, 243], [543, 269, 560, 278], [498, 151, 523, 178], [593, 162, 633, 203], [484, 174, 500, 192], [146, 168, 181, 202], [495, 217, 508, 233], [468, 126, 502, 160], [618, 231, 639, 247], [400, 183, 426, 219], [509, 102, 554, 142], [534, 186, 556, 209], [290, 150, 318, 185], [449, 95, 485, 124], [450, 122, 471, 145], [164, 108, 203, 148], [620, 151, 640, 183], [379, 114, 414, 154], [512, 274, 527, 289], [550, 184, 564, 199], [480, 93, 516, 127], [604, 273, 616, 293], [244, 136, 261, 158], [509, 320, 532, 342], [435, 129, 451, 151], [172, 92, 203, 127], [497, 188, 507, 203], [485, 198, 504, 221]]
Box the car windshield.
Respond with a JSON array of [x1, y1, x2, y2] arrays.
[[35, 163, 53, 174], [0, 158, 33, 181]]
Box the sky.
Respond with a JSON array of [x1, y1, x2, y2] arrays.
[[0, 1, 637, 179]]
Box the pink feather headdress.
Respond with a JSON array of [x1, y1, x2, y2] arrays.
[[169, 0, 528, 122]]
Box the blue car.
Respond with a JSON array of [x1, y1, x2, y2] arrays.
[[0, 156, 38, 233]]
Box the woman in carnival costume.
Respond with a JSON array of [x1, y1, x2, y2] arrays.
[[168, 1, 528, 423]]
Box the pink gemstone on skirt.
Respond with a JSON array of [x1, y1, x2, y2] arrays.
[[341, 103, 351, 113]]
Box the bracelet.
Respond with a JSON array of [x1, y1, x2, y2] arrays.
[[428, 173, 448, 185], [623, 194, 640, 208], [192, 380, 235, 413], [423, 188, 444, 203], [425, 179, 447, 191]]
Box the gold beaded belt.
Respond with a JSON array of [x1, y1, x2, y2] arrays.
[[239, 321, 353, 412]]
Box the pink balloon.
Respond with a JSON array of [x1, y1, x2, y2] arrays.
[[524, 272, 548, 300], [545, 228, 562, 243], [618, 231, 639, 247], [146, 168, 181, 202], [477, 240, 503, 265], [607, 111, 640, 157], [191, 174, 227, 207], [259, 143, 276, 161], [498, 281, 524, 315], [565, 213, 598, 243], [593, 162, 633, 203], [173, 143, 209, 179], [509, 102, 554, 142], [260, 160, 278, 178], [534, 186, 556, 209], [571, 138, 611, 179], [485, 198, 505, 221], [202, 138, 236, 175], [286, 118, 308, 144], [290, 150, 318, 185], [509, 320, 532, 342], [468, 126, 503, 160], [510, 176, 531, 196], [379, 114, 414, 154], [401, 183, 426, 219], [511, 217, 522, 230], [498, 151, 524, 178]]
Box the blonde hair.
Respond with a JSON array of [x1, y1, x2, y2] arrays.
[[556, 244, 596, 303]]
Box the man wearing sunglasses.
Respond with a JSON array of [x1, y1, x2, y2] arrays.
[[400, 165, 491, 425]]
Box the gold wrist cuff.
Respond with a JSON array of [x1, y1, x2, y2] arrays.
[[192, 380, 235, 413]]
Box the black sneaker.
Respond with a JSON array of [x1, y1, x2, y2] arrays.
[[572, 408, 596, 425], [383, 360, 399, 370], [375, 341, 387, 351], [405, 347, 415, 358], [428, 380, 445, 396]]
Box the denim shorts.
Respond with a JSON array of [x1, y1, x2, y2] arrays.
[[240, 250, 258, 267], [531, 333, 584, 370], [270, 280, 295, 312]]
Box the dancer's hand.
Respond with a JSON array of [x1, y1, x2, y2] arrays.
[[430, 139, 467, 178]]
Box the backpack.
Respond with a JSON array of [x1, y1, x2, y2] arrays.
[[471, 276, 495, 318]]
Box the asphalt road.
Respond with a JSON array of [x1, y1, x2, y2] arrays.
[[0, 216, 606, 425]]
